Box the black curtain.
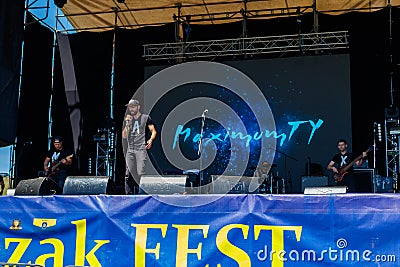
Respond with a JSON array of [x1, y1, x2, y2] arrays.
[[16, 13, 54, 182], [0, 0, 25, 146]]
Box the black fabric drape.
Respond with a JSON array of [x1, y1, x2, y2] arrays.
[[0, 0, 24, 146], [16, 13, 54, 183]]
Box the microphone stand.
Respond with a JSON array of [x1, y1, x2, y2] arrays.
[[269, 146, 298, 193], [198, 111, 206, 188]]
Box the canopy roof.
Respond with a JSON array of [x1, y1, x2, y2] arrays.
[[60, 0, 399, 32]]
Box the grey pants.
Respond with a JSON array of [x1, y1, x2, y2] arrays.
[[125, 149, 147, 194]]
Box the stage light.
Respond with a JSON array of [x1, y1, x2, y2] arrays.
[[377, 123, 382, 142], [54, 0, 67, 8]]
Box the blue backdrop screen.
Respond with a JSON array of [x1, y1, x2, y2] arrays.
[[143, 54, 352, 192]]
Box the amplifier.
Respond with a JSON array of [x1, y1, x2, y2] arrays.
[[354, 168, 374, 193], [301, 176, 329, 193], [304, 186, 347, 195]]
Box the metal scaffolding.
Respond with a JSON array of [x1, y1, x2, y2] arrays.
[[385, 115, 400, 191], [384, 3, 398, 192], [94, 129, 116, 181], [143, 31, 349, 61]]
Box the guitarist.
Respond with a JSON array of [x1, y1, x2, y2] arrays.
[[43, 136, 73, 193], [327, 139, 368, 193]]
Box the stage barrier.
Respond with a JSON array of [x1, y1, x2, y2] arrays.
[[0, 194, 399, 266]]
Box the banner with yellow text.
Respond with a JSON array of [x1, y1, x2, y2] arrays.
[[0, 194, 398, 267]]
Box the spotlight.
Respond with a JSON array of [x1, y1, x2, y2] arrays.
[[54, 0, 67, 8]]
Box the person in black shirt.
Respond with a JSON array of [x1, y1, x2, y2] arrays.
[[122, 99, 157, 194], [43, 136, 73, 193], [327, 139, 367, 193]]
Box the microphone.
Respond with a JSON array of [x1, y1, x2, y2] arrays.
[[202, 109, 208, 118], [125, 117, 132, 127]]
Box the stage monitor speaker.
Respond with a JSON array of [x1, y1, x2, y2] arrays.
[[354, 168, 374, 193], [15, 177, 58, 195], [301, 176, 329, 193], [139, 175, 187, 195], [63, 176, 112, 195], [210, 175, 261, 194], [304, 186, 347, 195]]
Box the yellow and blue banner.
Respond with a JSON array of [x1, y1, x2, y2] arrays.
[[0, 194, 398, 266]]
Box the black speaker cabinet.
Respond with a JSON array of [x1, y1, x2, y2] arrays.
[[301, 176, 329, 193], [15, 177, 58, 195], [354, 168, 374, 193], [63, 176, 112, 195], [139, 175, 188, 195], [210, 175, 261, 194]]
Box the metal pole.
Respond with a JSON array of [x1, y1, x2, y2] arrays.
[[388, 0, 394, 107], [174, 3, 184, 63], [108, 8, 118, 182], [198, 113, 206, 188], [11, 0, 30, 188], [48, 8, 61, 147], [241, 0, 248, 58], [385, 119, 389, 177], [313, 0, 319, 33]]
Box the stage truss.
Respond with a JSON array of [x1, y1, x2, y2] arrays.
[[385, 117, 400, 190], [143, 31, 349, 61]]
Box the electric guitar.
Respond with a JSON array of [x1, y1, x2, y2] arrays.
[[334, 147, 373, 182], [46, 154, 73, 178]]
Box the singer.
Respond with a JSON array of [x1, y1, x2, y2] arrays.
[[122, 99, 157, 195]]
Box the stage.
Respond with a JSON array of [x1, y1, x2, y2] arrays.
[[0, 193, 399, 266]]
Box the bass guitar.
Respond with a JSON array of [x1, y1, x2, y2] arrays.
[[334, 146, 373, 182], [46, 154, 73, 178]]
